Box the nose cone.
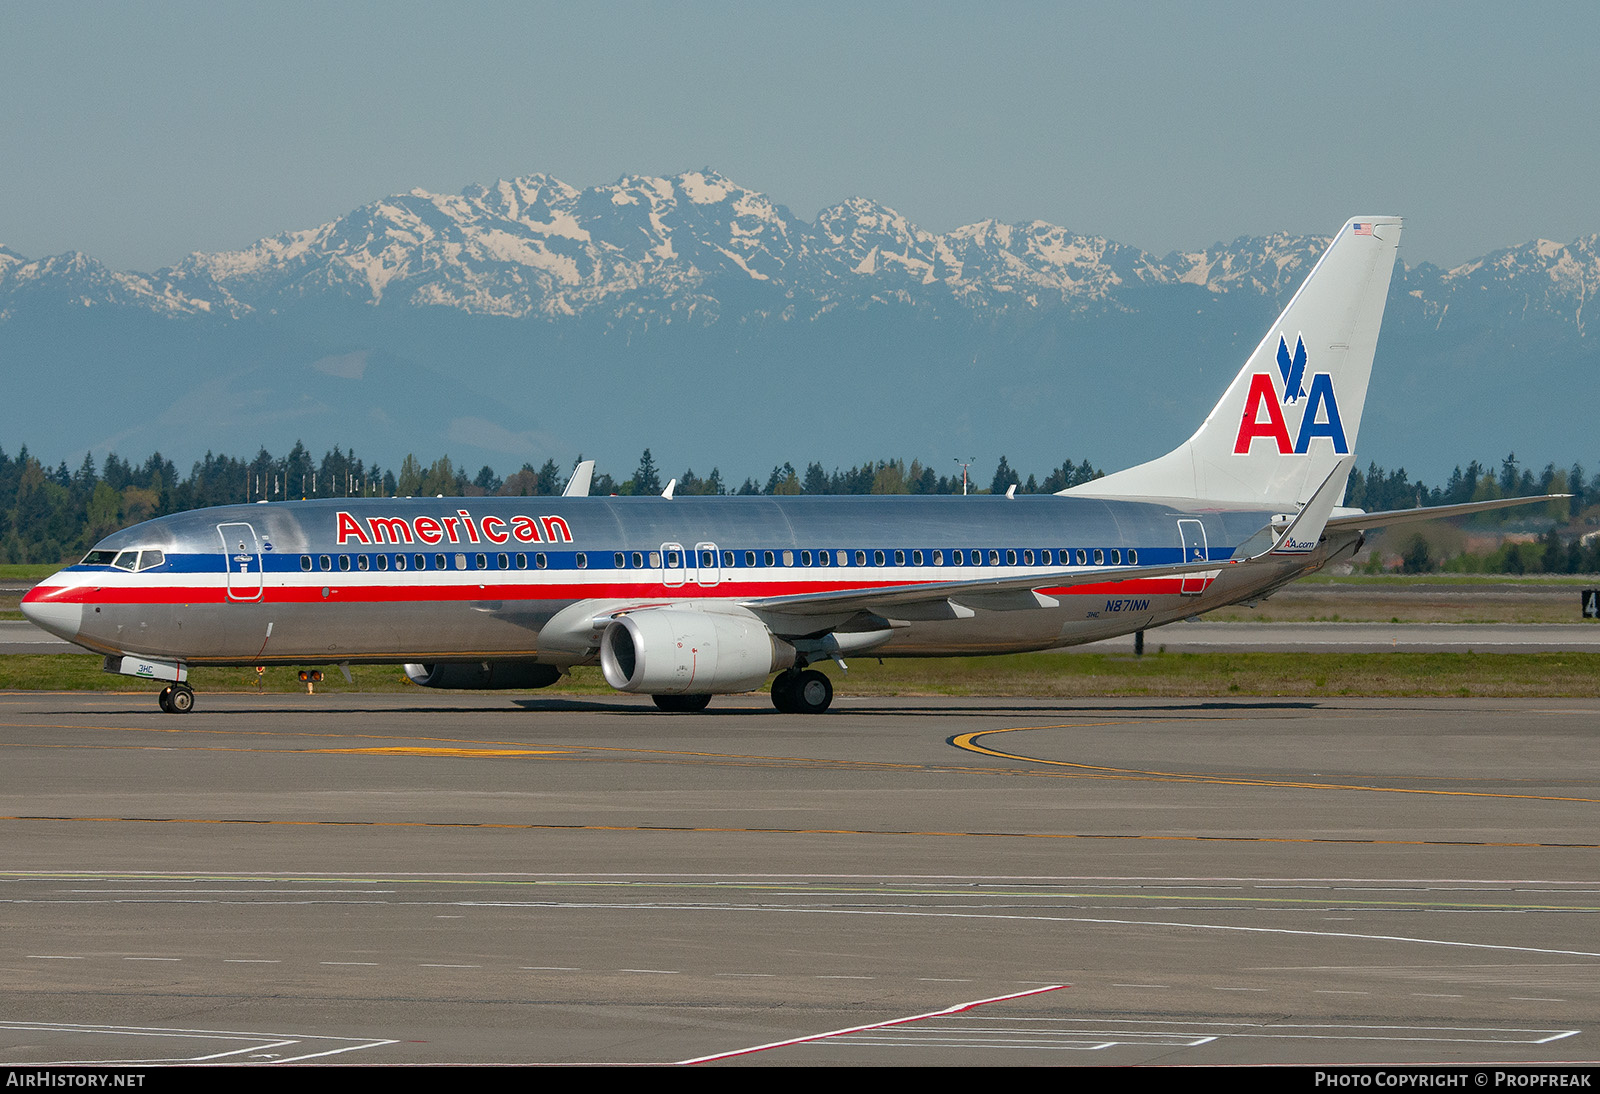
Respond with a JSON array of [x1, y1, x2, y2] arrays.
[[21, 584, 84, 643]]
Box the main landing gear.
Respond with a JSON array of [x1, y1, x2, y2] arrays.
[[158, 683, 195, 714], [771, 668, 833, 714]]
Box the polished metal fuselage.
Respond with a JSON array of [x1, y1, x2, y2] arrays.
[[26, 493, 1354, 667]]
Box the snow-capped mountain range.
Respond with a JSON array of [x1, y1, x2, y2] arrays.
[[5, 168, 1594, 329], [1, 170, 1594, 481]]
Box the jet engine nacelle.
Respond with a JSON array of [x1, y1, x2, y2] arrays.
[[599, 608, 795, 695], [404, 661, 563, 690]]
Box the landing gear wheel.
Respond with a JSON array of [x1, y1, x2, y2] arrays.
[[771, 671, 800, 713], [794, 669, 833, 714], [652, 693, 711, 713], [158, 686, 174, 713], [773, 669, 832, 714], [166, 685, 195, 714]]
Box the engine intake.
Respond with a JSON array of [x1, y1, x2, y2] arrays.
[[599, 609, 794, 695]]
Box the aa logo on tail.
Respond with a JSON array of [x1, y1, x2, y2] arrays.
[[1232, 333, 1348, 455]]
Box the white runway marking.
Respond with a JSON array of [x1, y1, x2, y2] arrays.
[[0, 1021, 397, 1065], [457, 900, 1600, 960], [810, 1018, 1582, 1054], [679, 984, 1068, 1064]]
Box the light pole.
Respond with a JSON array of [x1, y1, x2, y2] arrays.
[[954, 457, 975, 496]]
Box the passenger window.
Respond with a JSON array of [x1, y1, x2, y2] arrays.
[[435, 554, 447, 570], [873, 550, 885, 566], [300, 556, 313, 572], [933, 550, 944, 565], [614, 553, 625, 568], [1128, 549, 1138, 565], [1111, 549, 1121, 565], [817, 550, 831, 567], [894, 550, 905, 566], [1006, 550, 1017, 566], [782, 550, 793, 566], [376, 555, 389, 571], [1040, 550, 1052, 565], [835, 550, 847, 566], [395, 554, 407, 571], [633, 552, 645, 568], [666, 551, 680, 566], [320, 555, 332, 571], [649, 552, 661, 567], [535, 553, 548, 569], [1023, 550, 1033, 566], [339, 556, 352, 572], [951, 550, 963, 566], [699, 551, 713, 567], [744, 551, 756, 566], [575, 553, 586, 569], [1094, 549, 1105, 565], [472, 554, 485, 570], [912, 550, 923, 566], [854, 550, 866, 566], [454, 554, 466, 570], [763, 551, 775, 566], [800, 550, 811, 566], [988, 550, 1000, 565], [500, 553, 511, 569], [516, 553, 527, 569], [414, 555, 426, 570], [1076, 549, 1087, 566], [722, 551, 734, 567], [357, 555, 370, 571]]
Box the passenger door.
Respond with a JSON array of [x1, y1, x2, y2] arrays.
[[1177, 519, 1209, 596], [218, 522, 264, 601]]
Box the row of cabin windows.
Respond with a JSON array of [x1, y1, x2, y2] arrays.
[[298, 546, 1142, 574], [301, 552, 557, 572], [628, 547, 1138, 568]]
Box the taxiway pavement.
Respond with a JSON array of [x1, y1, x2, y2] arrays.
[[0, 691, 1596, 1066]]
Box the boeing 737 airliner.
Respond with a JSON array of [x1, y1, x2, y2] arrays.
[[22, 216, 1550, 714]]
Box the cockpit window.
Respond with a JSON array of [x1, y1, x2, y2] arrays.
[[106, 549, 166, 571]]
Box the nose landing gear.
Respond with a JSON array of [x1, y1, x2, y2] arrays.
[[158, 684, 195, 714]]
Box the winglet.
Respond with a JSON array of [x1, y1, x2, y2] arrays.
[[1267, 454, 1355, 555], [562, 460, 595, 498]]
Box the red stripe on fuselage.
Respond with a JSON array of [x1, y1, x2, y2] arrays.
[[31, 575, 1203, 607]]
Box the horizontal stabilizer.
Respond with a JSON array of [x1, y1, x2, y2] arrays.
[[1324, 494, 1571, 533]]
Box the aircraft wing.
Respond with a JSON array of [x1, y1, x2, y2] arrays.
[[743, 553, 1246, 619], [748, 457, 1354, 620], [1323, 494, 1569, 533]]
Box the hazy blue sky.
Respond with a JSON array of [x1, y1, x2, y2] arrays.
[[3, 1, 1596, 271]]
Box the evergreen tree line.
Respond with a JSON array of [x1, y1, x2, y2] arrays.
[[1, 439, 1592, 568]]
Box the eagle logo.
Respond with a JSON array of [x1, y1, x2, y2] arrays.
[[1276, 334, 1307, 404]]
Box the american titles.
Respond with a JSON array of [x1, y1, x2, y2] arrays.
[[335, 509, 573, 547]]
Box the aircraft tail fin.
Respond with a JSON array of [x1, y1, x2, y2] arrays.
[[562, 460, 595, 498], [1067, 217, 1402, 508]]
